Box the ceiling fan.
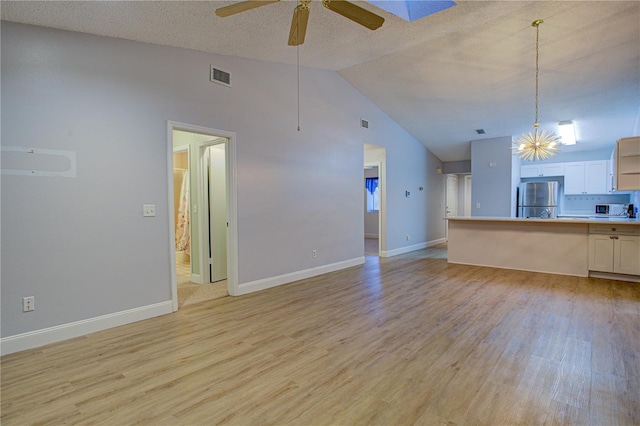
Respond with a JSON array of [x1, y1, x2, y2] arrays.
[[215, 0, 385, 46]]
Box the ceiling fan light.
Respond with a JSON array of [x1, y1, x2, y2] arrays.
[[558, 121, 577, 145]]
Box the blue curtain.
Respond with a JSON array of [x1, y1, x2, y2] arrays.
[[365, 177, 379, 194]]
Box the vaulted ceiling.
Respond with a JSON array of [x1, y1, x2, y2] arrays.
[[2, 1, 639, 161]]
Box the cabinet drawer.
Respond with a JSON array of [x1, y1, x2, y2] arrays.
[[589, 224, 640, 236]]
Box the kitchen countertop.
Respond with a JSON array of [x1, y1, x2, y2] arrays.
[[446, 216, 640, 224]]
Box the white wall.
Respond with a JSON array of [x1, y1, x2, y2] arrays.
[[1, 22, 443, 345]]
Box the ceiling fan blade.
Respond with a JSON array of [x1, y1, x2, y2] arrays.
[[322, 0, 384, 30], [288, 4, 310, 46], [215, 0, 280, 18]]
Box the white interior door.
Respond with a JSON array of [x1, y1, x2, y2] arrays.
[[463, 175, 472, 216], [208, 144, 227, 282], [446, 174, 459, 217]]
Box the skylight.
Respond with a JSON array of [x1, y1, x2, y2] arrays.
[[365, 0, 456, 22]]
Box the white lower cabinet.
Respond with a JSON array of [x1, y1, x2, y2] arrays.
[[616, 236, 640, 275], [589, 225, 640, 276]]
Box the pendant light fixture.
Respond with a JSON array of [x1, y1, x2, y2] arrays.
[[513, 19, 560, 161]]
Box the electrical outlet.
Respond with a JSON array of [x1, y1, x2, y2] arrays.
[[22, 296, 35, 312], [143, 204, 156, 217], [312, 250, 317, 258], [476, 202, 481, 209]]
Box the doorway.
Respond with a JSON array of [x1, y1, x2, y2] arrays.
[[364, 165, 380, 255], [364, 143, 386, 257], [463, 175, 472, 216], [173, 146, 191, 304], [168, 121, 238, 311], [445, 174, 458, 240]]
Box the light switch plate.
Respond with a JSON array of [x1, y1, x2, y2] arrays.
[[143, 204, 156, 217]]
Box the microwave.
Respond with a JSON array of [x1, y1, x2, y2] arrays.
[[595, 204, 625, 216]]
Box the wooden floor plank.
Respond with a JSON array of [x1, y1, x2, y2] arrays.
[[2, 245, 639, 425]]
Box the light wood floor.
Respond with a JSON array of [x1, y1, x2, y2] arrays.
[[364, 237, 379, 256], [2, 245, 639, 425]]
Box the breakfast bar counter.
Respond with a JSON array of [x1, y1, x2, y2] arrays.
[[447, 217, 640, 278]]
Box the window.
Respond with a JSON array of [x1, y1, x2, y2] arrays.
[[365, 177, 380, 212]]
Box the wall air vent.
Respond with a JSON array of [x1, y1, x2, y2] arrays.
[[475, 129, 487, 135], [361, 118, 369, 129], [210, 66, 231, 87]]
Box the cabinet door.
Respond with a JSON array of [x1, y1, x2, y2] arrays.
[[614, 236, 640, 275], [564, 162, 586, 194], [584, 161, 608, 194], [541, 163, 564, 177], [589, 234, 615, 273], [521, 165, 541, 178]]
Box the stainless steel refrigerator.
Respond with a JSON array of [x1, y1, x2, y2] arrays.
[[518, 181, 559, 218]]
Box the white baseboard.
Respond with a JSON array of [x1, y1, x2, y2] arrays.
[[1, 301, 173, 356], [191, 273, 202, 284], [447, 259, 587, 278], [237, 257, 365, 295], [589, 271, 640, 283], [381, 238, 446, 258], [426, 237, 447, 247]]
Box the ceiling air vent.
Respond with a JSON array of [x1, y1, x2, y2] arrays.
[[361, 118, 369, 129], [475, 128, 487, 135], [210, 66, 231, 87]]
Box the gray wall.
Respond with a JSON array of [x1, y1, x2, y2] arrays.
[[442, 160, 471, 174], [470, 136, 518, 217], [1, 22, 444, 339]]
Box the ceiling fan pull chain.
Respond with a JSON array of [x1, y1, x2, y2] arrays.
[[297, 8, 301, 132]]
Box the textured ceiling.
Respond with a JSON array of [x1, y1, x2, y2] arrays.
[[2, 1, 639, 161]]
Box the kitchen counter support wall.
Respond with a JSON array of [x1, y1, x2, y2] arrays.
[[448, 219, 590, 276]]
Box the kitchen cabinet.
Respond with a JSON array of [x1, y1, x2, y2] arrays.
[[615, 137, 640, 190], [520, 163, 565, 178], [564, 160, 609, 194], [589, 224, 640, 276]]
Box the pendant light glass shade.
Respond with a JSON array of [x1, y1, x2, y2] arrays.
[[513, 20, 560, 162]]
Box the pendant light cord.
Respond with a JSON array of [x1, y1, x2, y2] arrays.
[[534, 20, 540, 127], [296, 1, 301, 132]]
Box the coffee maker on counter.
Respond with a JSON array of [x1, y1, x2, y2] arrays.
[[628, 204, 636, 219]]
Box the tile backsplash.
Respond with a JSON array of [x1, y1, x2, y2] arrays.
[[563, 193, 633, 215]]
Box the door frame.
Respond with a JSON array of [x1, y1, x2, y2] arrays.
[[167, 121, 239, 312]]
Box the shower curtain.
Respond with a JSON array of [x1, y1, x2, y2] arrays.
[[175, 170, 190, 255]]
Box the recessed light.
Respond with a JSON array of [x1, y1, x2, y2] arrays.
[[475, 129, 487, 135]]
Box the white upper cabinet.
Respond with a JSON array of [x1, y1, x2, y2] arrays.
[[564, 160, 609, 194], [520, 163, 565, 178]]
